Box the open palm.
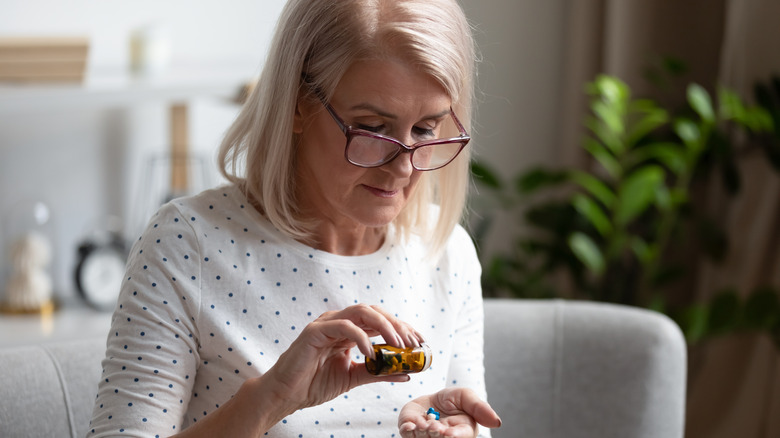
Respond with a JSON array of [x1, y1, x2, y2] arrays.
[[398, 388, 501, 438]]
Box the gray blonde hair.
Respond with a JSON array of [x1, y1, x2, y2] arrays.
[[218, 0, 476, 257]]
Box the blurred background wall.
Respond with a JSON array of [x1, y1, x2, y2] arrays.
[[0, 0, 286, 301]]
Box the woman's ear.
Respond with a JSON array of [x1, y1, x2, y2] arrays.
[[293, 93, 315, 134]]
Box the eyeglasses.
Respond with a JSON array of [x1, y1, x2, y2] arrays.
[[320, 100, 470, 171]]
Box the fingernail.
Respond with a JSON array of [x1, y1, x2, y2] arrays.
[[396, 333, 406, 348]]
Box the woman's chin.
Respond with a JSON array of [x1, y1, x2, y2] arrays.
[[354, 206, 404, 228]]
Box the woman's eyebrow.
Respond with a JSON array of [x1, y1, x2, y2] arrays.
[[348, 103, 450, 121]]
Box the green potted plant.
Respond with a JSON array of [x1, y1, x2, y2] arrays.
[[472, 74, 780, 345]]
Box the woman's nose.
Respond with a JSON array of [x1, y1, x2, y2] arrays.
[[382, 148, 415, 176]]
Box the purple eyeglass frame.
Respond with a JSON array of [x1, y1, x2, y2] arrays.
[[320, 100, 471, 171]]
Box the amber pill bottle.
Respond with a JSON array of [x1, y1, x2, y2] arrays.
[[365, 343, 433, 375]]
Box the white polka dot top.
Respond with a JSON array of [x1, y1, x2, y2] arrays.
[[88, 184, 490, 438]]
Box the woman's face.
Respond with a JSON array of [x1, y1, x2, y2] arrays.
[[294, 57, 451, 232]]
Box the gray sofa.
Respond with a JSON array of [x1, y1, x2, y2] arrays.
[[0, 299, 687, 438]]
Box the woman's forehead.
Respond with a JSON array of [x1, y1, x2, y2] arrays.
[[333, 58, 451, 111]]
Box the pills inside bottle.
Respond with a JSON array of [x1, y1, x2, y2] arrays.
[[365, 343, 433, 375]]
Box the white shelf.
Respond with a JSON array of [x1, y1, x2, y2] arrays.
[[0, 66, 252, 347], [0, 64, 254, 113], [0, 303, 112, 348]]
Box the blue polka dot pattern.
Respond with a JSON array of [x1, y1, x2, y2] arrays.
[[87, 184, 488, 437]]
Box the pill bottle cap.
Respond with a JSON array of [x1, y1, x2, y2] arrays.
[[421, 343, 433, 372]]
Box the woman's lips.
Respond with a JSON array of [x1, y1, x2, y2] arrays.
[[363, 184, 399, 198]]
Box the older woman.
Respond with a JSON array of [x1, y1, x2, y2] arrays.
[[88, 0, 501, 437]]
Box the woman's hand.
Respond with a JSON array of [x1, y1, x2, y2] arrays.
[[259, 303, 423, 415], [398, 388, 502, 438], [175, 304, 422, 437]]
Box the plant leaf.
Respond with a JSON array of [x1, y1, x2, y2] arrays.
[[679, 304, 709, 344], [471, 161, 502, 190], [524, 202, 577, 233], [626, 142, 688, 175], [592, 100, 625, 153], [718, 87, 747, 122], [569, 170, 616, 207], [662, 56, 688, 75], [572, 194, 613, 237], [626, 105, 669, 146], [516, 168, 568, 194], [654, 185, 672, 212], [674, 118, 702, 151], [590, 74, 630, 104], [587, 75, 631, 154], [744, 106, 775, 132], [583, 138, 622, 179], [614, 165, 665, 226], [688, 84, 715, 123], [568, 232, 605, 275], [630, 236, 656, 264], [720, 86, 775, 132]]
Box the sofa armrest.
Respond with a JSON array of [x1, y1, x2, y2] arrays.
[[0, 337, 105, 438], [484, 299, 687, 438]]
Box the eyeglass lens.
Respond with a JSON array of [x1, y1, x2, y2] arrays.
[[346, 136, 463, 170]]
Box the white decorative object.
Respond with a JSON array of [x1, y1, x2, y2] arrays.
[[1, 200, 56, 314], [3, 232, 53, 312], [129, 24, 171, 77]]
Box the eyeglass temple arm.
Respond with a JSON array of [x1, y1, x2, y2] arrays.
[[301, 74, 350, 136], [449, 108, 469, 138], [322, 102, 350, 136]]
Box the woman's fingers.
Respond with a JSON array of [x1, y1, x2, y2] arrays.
[[260, 304, 424, 413], [370, 304, 428, 348], [432, 388, 502, 429], [364, 304, 425, 348], [349, 359, 412, 386], [302, 317, 376, 359], [398, 400, 450, 438], [399, 420, 449, 438], [317, 304, 424, 350], [318, 304, 400, 352]]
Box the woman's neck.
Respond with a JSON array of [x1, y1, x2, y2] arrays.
[[244, 184, 386, 256], [305, 222, 386, 256]]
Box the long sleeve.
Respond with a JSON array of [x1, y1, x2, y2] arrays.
[[88, 202, 203, 437]]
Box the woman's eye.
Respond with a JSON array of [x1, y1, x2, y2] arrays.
[[413, 126, 435, 138], [356, 124, 384, 133]]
